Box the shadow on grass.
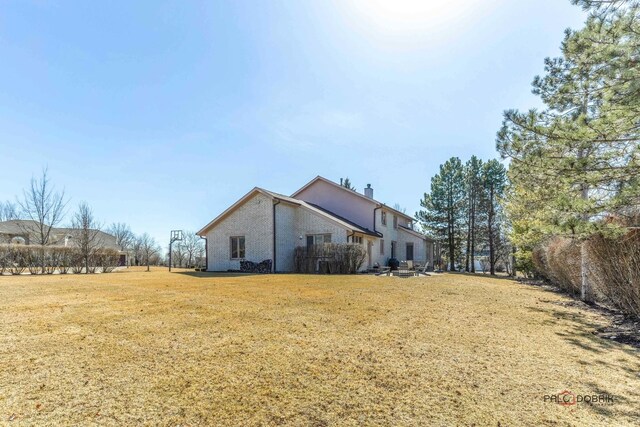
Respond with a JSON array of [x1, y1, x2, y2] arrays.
[[581, 381, 640, 419], [527, 305, 640, 360], [174, 271, 261, 278], [446, 272, 519, 282]]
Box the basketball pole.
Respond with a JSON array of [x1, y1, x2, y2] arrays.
[[169, 230, 183, 272]]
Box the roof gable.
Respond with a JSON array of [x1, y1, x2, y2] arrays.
[[291, 176, 414, 221], [196, 186, 382, 237], [196, 188, 274, 236]]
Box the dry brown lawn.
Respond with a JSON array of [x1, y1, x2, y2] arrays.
[[1, 268, 639, 426]]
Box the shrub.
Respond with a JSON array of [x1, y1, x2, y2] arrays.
[[58, 247, 73, 274], [533, 230, 640, 317], [587, 230, 640, 317], [96, 249, 120, 273], [26, 247, 42, 275], [294, 243, 366, 274], [533, 237, 581, 296]]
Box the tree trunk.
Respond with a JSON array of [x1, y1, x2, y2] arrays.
[[581, 242, 593, 303], [465, 207, 471, 272], [488, 188, 495, 275], [448, 210, 455, 272], [470, 198, 476, 273]]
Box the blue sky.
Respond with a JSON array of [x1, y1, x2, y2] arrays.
[[0, 1, 586, 248]]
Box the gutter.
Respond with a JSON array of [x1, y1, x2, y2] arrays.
[[273, 199, 281, 273]]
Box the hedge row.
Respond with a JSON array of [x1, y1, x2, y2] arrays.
[[533, 230, 640, 317], [294, 243, 367, 274], [0, 244, 121, 275]]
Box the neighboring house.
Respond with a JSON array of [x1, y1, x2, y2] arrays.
[[197, 176, 436, 273], [0, 220, 127, 265]]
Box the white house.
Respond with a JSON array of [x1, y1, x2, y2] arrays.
[[196, 176, 436, 273]]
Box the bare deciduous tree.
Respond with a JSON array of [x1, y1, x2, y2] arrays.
[[138, 233, 159, 272], [172, 246, 185, 268], [392, 203, 407, 214], [0, 201, 19, 221], [108, 222, 134, 252], [18, 168, 68, 272], [181, 232, 204, 268], [71, 202, 103, 274], [18, 168, 68, 246], [195, 241, 205, 268]]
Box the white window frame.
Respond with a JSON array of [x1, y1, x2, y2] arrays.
[[307, 234, 332, 245], [230, 236, 245, 260]]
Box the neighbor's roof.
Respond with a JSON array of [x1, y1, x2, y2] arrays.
[[196, 187, 382, 237], [0, 220, 42, 234], [291, 176, 414, 221], [0, 220, 119, 248]]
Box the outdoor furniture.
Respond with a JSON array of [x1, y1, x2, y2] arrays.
[[394, 261, 415, 278], [417, 263, 431, 276], [393, 268, 415, 278], [376, 266, 391, 276]]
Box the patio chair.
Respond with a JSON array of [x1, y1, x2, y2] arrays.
[[417, 263, 431, 276], [375, 266, 391, 276]]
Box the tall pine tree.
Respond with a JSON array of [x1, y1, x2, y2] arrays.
[[497, 1, 640, 267], [481, 160, 507, 275], [417, 157, 466, 271], [464, 156, 484, 273]]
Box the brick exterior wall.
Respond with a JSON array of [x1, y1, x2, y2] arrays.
[[276, 203, 349, 272], [205, 192, 274, 271], [206, 193, 352, 272], [367, 208, 432, 268], [274, 202, 297, 272], [203, 186, 434, 272]]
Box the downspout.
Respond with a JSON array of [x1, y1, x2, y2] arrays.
[[200, 236, 207, 271], [273, 199, 281, 273]]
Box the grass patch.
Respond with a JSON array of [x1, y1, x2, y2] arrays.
[[1, 268, 639, 425]]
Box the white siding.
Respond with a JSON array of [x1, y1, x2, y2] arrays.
[[295, 179, 377, 230], [275, 204, 350, 272], [206, 192, 273, 271], [294, 208, 349, 245], [202, 182, 433, 272], [274, 202, 297, 272]]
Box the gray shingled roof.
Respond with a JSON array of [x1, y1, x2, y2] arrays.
[[0, 220, 119, 249]]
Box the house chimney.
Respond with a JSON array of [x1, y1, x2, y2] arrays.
[[364, 183, 373, 199]]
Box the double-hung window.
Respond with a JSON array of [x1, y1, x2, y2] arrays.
[[381, 211, 387, 226], [230, 236, 245, 259], [306, 234, 332, 249]]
